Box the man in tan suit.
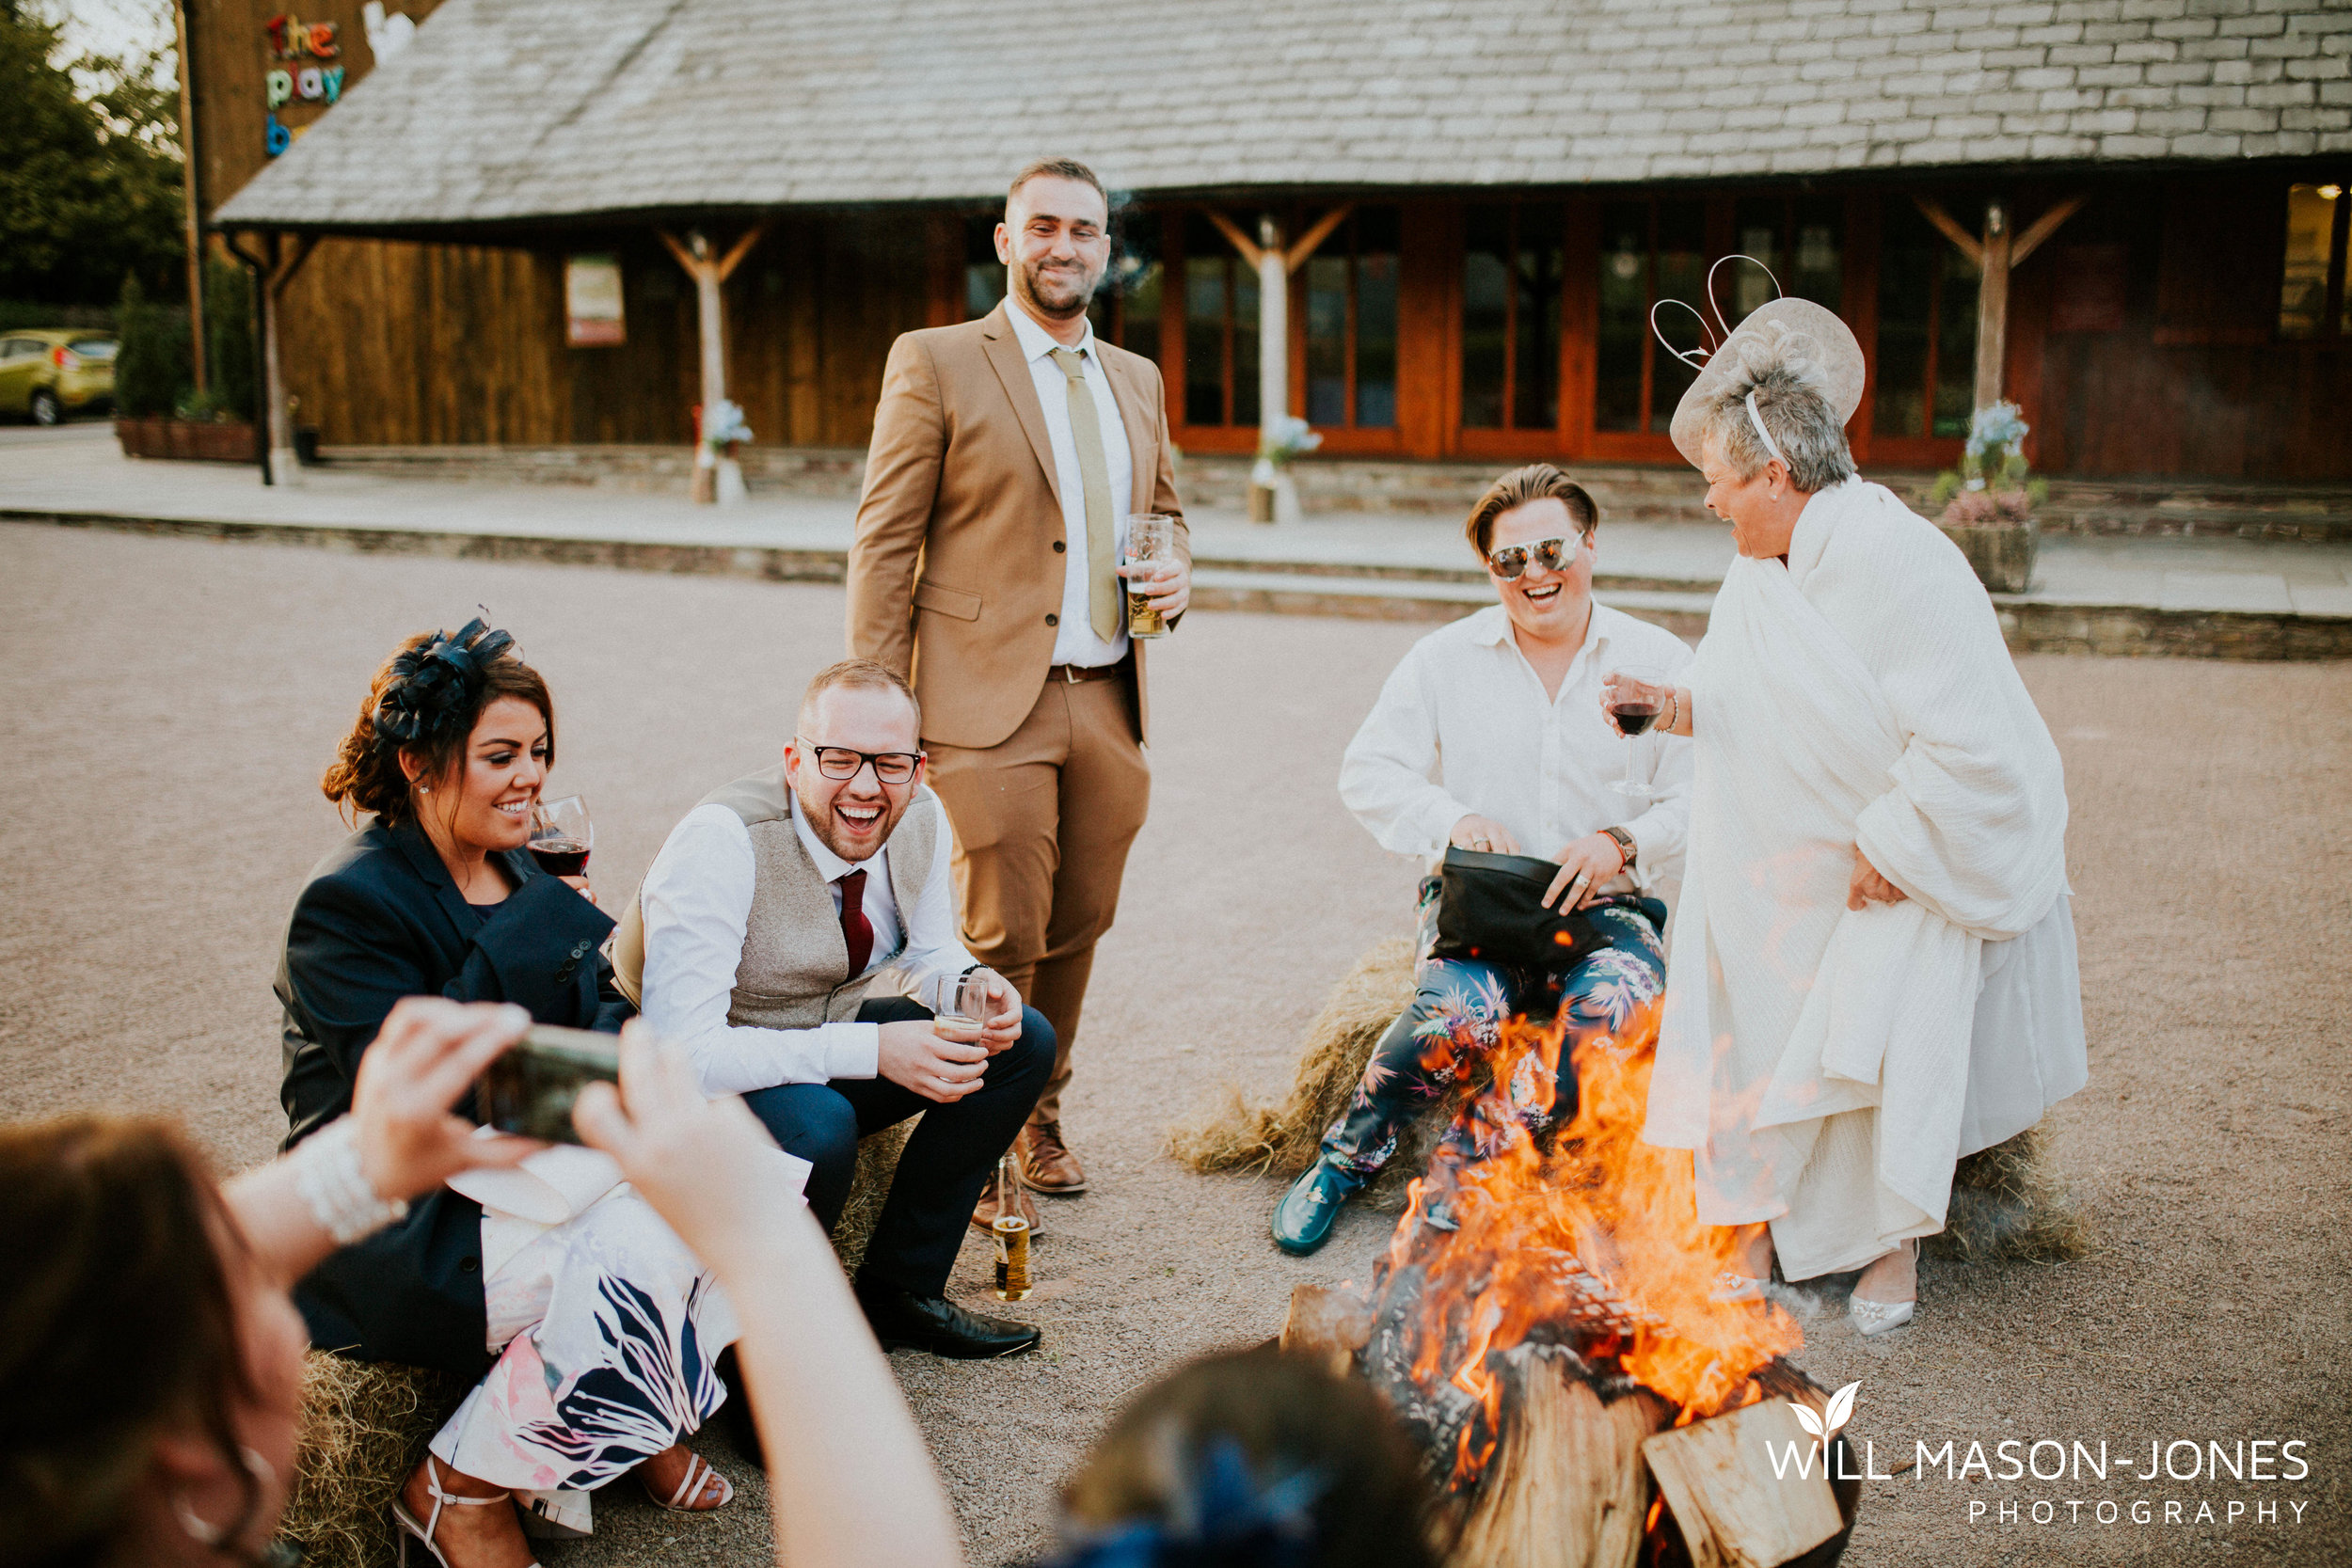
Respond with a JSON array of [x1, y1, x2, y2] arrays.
[[846, 157, 1189, 1206]]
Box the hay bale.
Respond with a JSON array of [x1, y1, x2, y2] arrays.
[[830, 1119, 914, 1276], [1168, 940, 1471, 1210], [277, 1354, 466, 1568], [1930, 1124, 2090, 1262]]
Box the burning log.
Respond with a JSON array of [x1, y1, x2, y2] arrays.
[[1642, 1397, 1844, 1568], [1448, 1345, 1667, 1568]]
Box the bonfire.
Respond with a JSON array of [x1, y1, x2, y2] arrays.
[[1280, 997, 1860, 1568]]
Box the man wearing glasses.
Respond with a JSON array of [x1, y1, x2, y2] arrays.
[[631, 658, 1055, 1358], [1269, 465, 1695, 1256]]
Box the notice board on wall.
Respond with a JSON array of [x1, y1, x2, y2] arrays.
[[565, 256, 626, 346]]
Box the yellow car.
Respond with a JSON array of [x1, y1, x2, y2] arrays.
[[0, 330, 118, 424]]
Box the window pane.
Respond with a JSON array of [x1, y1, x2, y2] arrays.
[[1112, 214, 1162, 364], [1595, 200, 1649, 433], [1933, 245, 1979, 437], [1356, 247, 1399, 428], [1232, 263, 1261, 426], [1184, 254, 1227, 427], [965, 214, 1005, 320], [1461, 204, 1511, 429], [1652, 201, 1707, 432], [1790, 197, 1844, 310], [1733, 198, 1785, 320], [2281, 182, 2339, 340], [1514, 204, 1565, 431], [1873, 198, 1936, 438], [1306, 252, 1349, 426]]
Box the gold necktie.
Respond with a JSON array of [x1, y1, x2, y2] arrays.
[[1050, 346, 1120, 641]]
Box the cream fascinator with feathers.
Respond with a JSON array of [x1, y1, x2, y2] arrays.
[[1659, 257, 1867, 469]]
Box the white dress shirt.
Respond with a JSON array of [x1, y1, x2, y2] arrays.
[[1003, 297, 1136, 668], [1339, 602, 1695, 902], [638, 789, 977, 1099]]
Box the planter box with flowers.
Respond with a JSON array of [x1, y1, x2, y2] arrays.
[[1931, 401, 2047, 594], [1248, 415, 1321, 525], [116, 412, 261, 464]]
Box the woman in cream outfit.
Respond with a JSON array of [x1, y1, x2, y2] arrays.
[[1611, 292, 2088, 1334]]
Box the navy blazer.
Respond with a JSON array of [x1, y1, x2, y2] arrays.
[[275, 816, 628, 1376]]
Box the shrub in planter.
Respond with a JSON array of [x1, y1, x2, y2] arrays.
[[1932, 401, 2044, 594], [114, 276, 192, 418]]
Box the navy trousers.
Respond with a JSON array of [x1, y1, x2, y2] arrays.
[[741, 995, 1054, 1297]]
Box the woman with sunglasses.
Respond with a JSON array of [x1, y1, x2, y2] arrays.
[[1270, 464, 1696, 1256]]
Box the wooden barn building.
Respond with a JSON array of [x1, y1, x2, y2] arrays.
[[196, 0, 2351, 486]]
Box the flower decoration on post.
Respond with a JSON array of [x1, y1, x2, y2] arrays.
[[1248, 414, 1321, 526], [1930, 400, 2047, 592], [693, 398, 753, 506]]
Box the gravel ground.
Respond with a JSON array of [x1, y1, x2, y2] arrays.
[[1, 521, 2345, 1568]]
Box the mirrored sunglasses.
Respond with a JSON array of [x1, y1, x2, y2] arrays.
[[1486, 534, 1584, 580]]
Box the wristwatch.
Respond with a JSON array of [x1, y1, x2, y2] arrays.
[[1599, 825, 1638, 873]]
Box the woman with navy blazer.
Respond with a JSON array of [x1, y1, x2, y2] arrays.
[[277, 618, 737, 1561]]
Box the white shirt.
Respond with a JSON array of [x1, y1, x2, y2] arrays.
[[1003, 297, 1135, 668], [638, 790, 977, 1098], [1338, 602, 1695, 901]]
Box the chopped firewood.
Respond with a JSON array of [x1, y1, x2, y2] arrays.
[[1641, 1397, 1844, 1568], [1447, 1345, 1669, 1568], [1279, 1281, 1375, 1377]]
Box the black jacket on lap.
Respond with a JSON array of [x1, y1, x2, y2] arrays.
[[275, 816, 628, 1376]]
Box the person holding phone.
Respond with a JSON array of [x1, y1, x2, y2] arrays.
[[621, 657, 1055, 1361], [279, 619, 738, 1566]]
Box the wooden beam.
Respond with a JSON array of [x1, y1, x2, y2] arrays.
[[714, 218, 773, 283], [1202, 207, 1265, 270], [1283, 204, 1355, 272], [654, 227, 703, 278], [2010, 195, 2087, 268], [1912, 197, 1982, 270]]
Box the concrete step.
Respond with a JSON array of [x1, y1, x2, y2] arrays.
[[311, 444, 2352, 542]]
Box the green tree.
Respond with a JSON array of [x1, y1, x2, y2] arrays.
[[115, 274, 191, 416], [0, 0, 185, 304]]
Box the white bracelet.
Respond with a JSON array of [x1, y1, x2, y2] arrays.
[[290, 1117, 408, 1244]]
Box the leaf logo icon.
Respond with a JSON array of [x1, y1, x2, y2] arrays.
[[1787, 1381, 1862, 1446]]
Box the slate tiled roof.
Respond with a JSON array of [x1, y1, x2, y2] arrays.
[[217, 0, 2352, 229]]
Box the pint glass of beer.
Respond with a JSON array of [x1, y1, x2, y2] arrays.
[[1123, 513, 1176, 639]]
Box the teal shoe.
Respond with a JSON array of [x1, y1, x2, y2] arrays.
[[1271, 1158, 1365, 1256]]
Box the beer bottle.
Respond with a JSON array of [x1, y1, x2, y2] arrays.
[[991, 1152, 1031, 1302]]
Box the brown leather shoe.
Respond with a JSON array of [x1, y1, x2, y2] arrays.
[[1019, 1120, 1089, 1195], [970, 1170, 1044, 1238]]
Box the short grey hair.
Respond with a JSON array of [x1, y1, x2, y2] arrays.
[[1707, 366, 1856, 493]]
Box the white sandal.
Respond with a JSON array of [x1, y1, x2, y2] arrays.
[[643, 1449, 734, 1513], [1708, 1271, 1769, 1304], [392, 1456, 543, 1568]]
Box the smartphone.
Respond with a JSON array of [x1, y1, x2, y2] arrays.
[[474, 1024, 620, 1145]]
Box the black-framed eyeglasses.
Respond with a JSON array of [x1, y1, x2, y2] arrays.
[[797, 738, 924, 786], [1486, 534, 1587, 580]]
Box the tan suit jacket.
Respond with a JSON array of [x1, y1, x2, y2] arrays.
[[845, 302, 1188, 751]]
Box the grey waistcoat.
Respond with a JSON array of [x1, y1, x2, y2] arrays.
[[701, 764, 943, 1030]]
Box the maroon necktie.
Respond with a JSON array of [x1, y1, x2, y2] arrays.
[[836, 869, 874, 980]]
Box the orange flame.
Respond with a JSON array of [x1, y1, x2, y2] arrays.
[[1375, 994, 1801, 1485]]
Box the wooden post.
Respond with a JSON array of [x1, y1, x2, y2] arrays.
[[1203, 205, 1352, 519], [241, 231, 318, 486], [1973, 200, 2010, 413], [1915, 194, 2084, 414], [657, 222, 771, 502]]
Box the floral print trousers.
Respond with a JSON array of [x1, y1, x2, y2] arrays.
[[1320, 879, 1668, 1180]]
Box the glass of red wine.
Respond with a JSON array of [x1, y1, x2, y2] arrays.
[[1605, 663, 1669, 799], [529, 794, 594, 878]]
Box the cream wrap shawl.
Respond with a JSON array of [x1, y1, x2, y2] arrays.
[[1643, 478, 2087, 1278]]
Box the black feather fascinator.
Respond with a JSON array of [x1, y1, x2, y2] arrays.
[[370, 615, 514, 750]]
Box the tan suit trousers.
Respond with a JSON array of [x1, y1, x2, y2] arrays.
[[925, 669, 1151, 1128]]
